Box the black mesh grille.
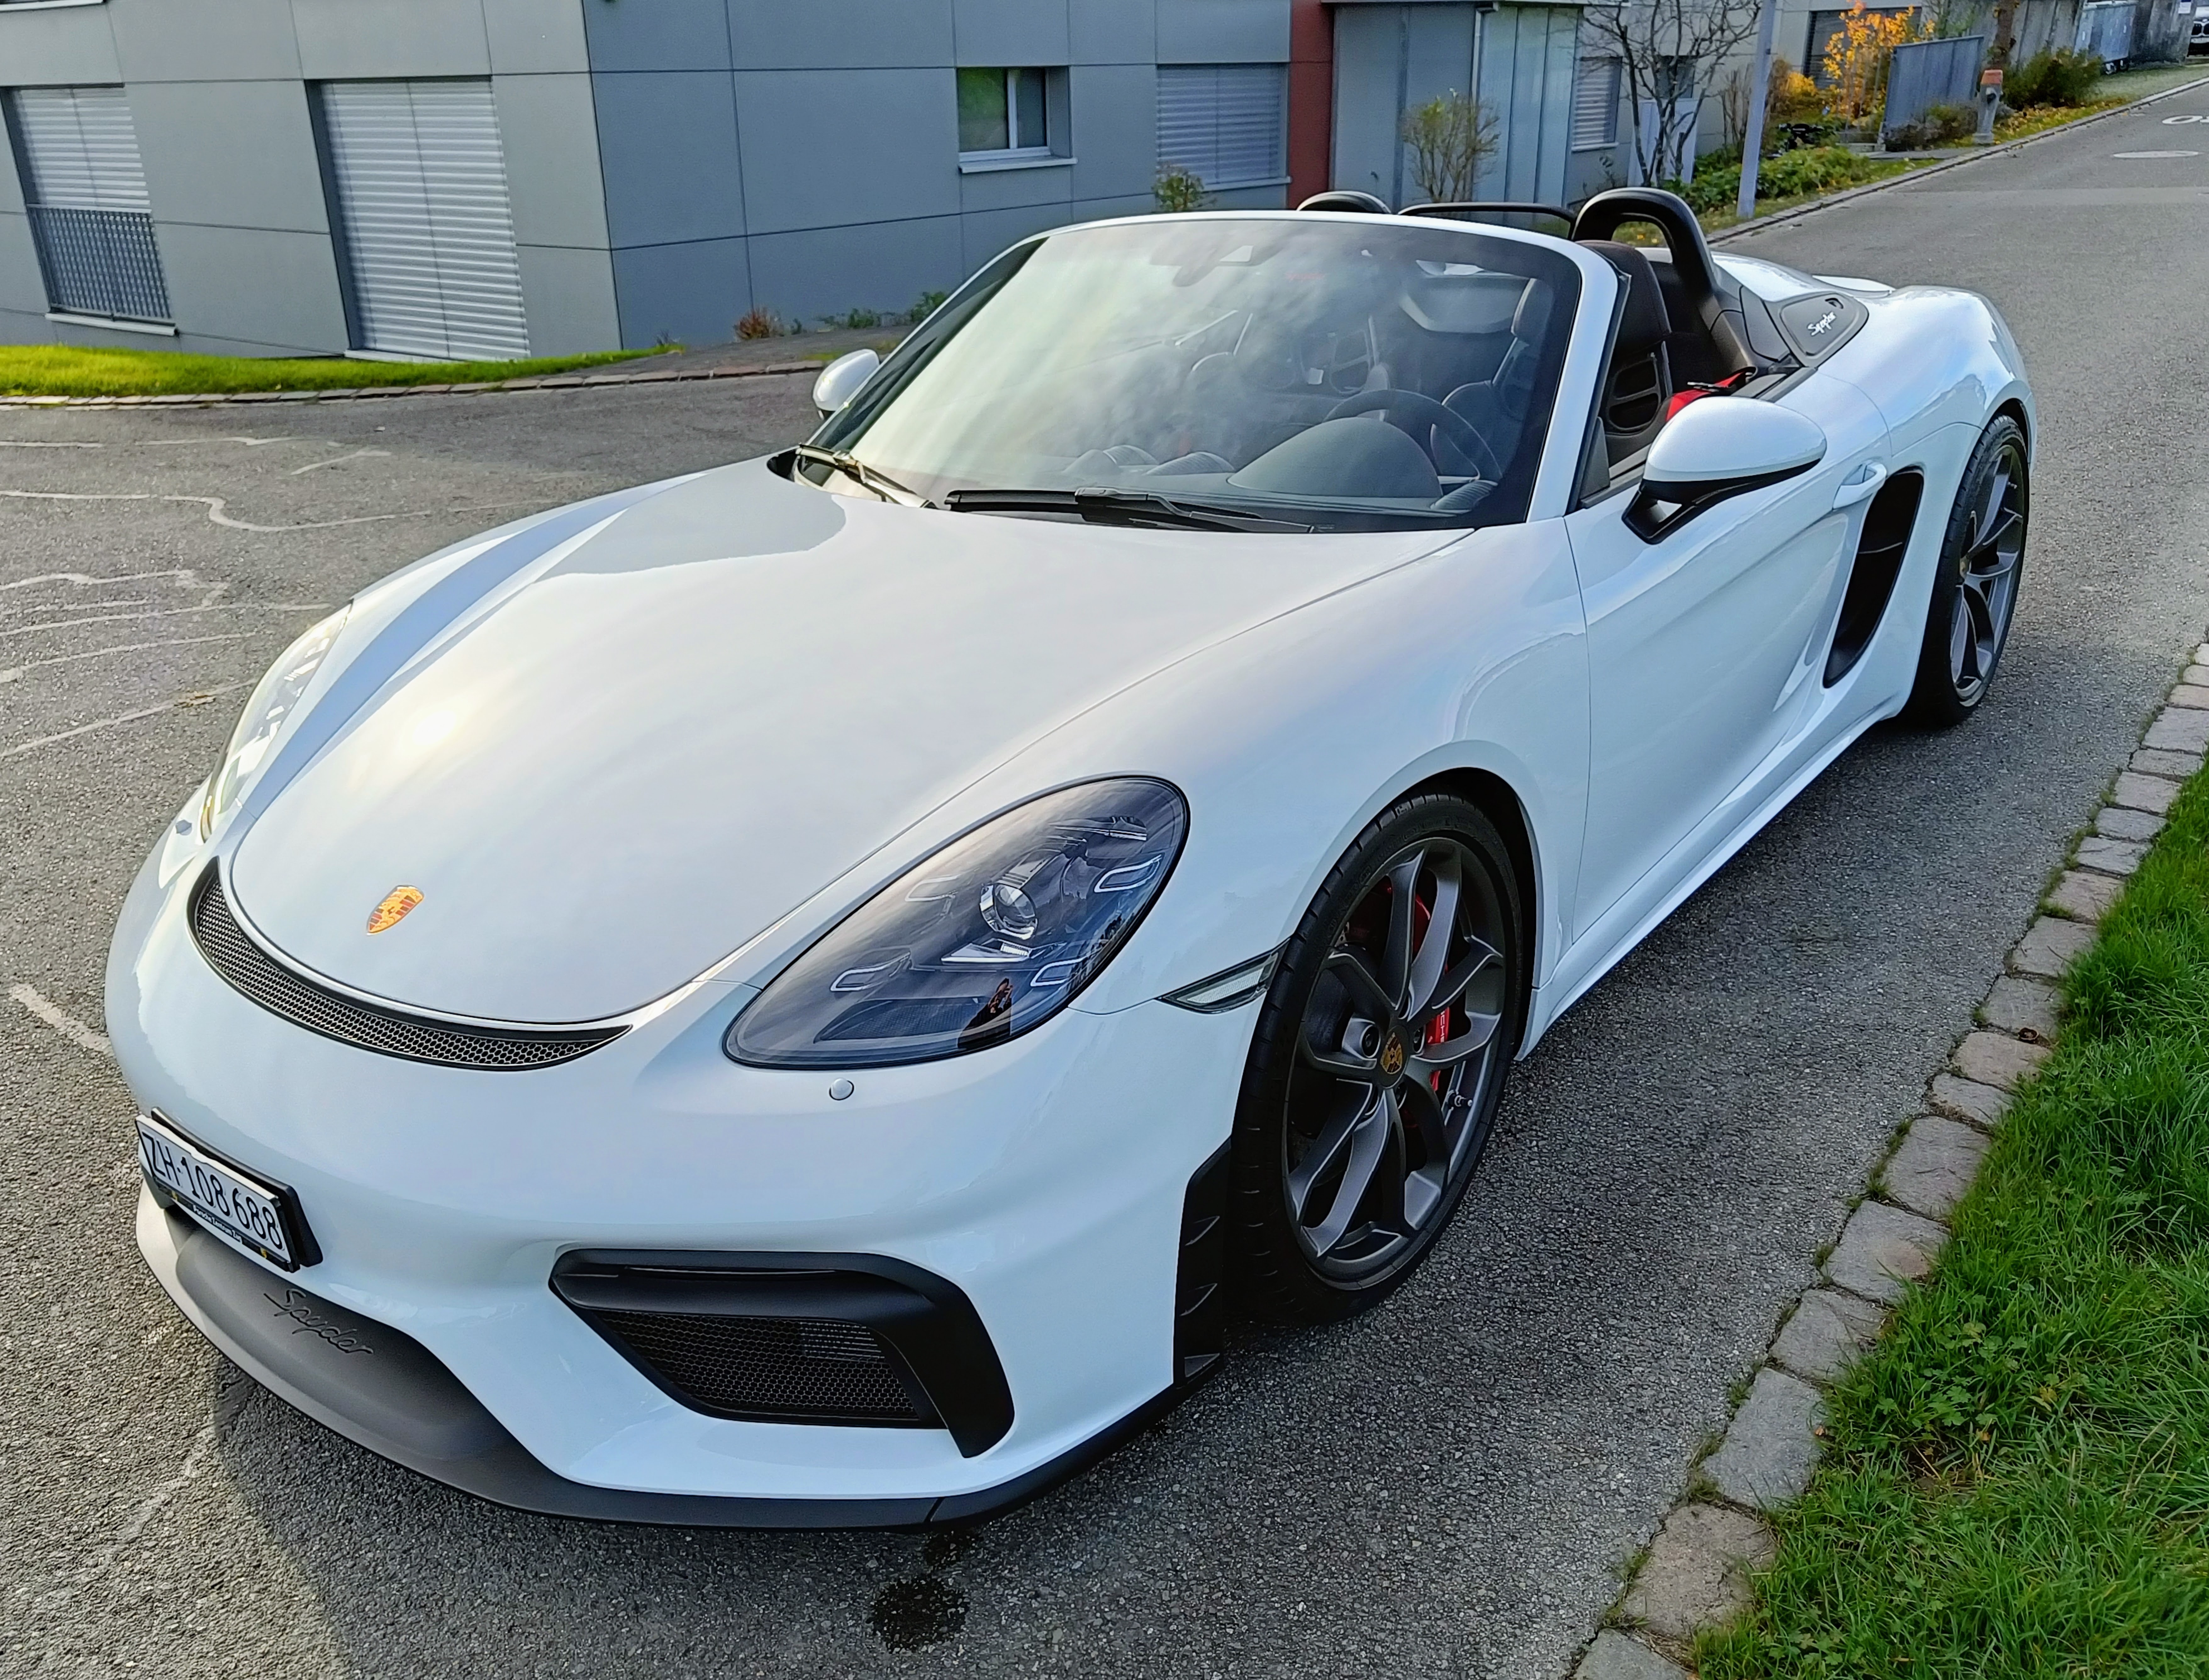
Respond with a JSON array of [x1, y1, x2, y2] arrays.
[[188, 869, 626, 1071], [585, 1309, 927, 1423]]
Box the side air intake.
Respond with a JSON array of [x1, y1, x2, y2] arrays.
[[1825, 468, 1925, 686]]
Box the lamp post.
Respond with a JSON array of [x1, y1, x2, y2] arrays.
[[1736, 0, 1780, 222]]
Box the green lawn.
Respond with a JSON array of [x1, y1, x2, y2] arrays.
[[1700, 766, 2209, 1678], [0, 343, 667, 398]]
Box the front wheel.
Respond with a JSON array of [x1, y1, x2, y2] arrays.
[[1905, 414, 2028, 726], [1227, 794, 1527, 1324]]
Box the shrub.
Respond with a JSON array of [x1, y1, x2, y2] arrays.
[[1397, 90, 1497, 202], [818, 307, 883, 331], [909, 289, 950, 323], [1722, 54, 1830, 153], [1887, 99, 1976, 148], [2006, 46, 2101, 108], [1154, 164, 1208, 213], [1684, 142, 1900, 213], [734, 306, 781, 340], [1768, 58, 1828, 125], [1822, 1, 1933, 121]]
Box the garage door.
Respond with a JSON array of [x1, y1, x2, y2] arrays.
[[317, 80, 528, 361]]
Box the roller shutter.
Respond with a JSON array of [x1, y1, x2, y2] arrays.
[[317, 80, 528, 360], [6, 85, 171, 322], [1571, 58, 1622, 149], [1157, 64, 1287, 190]]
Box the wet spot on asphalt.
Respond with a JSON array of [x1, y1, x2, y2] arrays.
[[869, 1575, 968, 1649]]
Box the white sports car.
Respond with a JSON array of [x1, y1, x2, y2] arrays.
[[110, 189, 2031, 1527]]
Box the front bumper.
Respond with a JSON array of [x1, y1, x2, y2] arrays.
[[137, 1196, 1194, 1526], [110, 834, 1247, 1520]]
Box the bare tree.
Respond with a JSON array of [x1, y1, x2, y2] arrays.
[[1397, 92, 1498, 203], [1582, 0, 1763, 185]]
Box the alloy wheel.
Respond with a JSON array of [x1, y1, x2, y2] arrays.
[[1948, 437, 2027, 705], [1280, 837, 1510, 1279]]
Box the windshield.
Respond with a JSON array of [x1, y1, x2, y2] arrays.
[[810, 215, 1584, 532]]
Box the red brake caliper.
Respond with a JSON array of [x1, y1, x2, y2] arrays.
[[1409, 888, 1451, 1089]]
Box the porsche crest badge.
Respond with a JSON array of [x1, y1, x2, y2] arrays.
[[366, 886, 424, 935]]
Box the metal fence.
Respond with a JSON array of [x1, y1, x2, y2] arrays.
[[2075, 0, 2137, 64], [24, 204, 172, 323], [1882, 35, 1987, 146]]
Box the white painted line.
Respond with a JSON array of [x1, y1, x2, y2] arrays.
[[0, 436, 326, 448], [8, 983, 114, 1058], [113, 1424, 214, 1548], [2113, 149, 2200, 157], [0, 567, 220, 598], [0, 632, 253, 686], [0, 682, 248, 761], [288, 447, 391, 475], [0, 488, 530, 533], [0, 602, 329, 644]]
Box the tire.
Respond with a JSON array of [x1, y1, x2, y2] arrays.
[[1227, 793, 1527, 1324], [1905, 414, 2028, 727]]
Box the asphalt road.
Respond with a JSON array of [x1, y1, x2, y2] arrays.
[[6, 85, 2209, 1679]]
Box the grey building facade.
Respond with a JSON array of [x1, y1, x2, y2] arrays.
[[0, 0, 1295, 359]]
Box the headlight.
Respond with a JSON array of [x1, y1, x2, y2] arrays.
[[728, 778, 1188, 1068], [200, 606, 351, 839]]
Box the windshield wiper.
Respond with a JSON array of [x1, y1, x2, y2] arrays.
[[944, 486, 1312, 533], [786, 443, 935, 508]]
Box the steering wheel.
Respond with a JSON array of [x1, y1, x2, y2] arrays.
[[1326, 389, 1504, 482]]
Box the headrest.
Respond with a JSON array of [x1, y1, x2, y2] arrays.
[[1511, 279, 1554, 343], [1579, 240, 1672, 359]]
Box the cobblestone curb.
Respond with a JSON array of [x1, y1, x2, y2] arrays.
[[1570, 642, 2208, 1679], [0, 355, 829, 411]]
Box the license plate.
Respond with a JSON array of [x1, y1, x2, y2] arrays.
[[136, 1113, 306, 1271]]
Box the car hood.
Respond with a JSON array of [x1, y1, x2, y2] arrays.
[[230, 461, 1453, 1022]]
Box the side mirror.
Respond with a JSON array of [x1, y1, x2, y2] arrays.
[[1626, 396, 1826, 541], [811, 348, 880, 417]]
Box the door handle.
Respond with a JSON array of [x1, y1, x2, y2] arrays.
[[1833, 461, 1888, 510]]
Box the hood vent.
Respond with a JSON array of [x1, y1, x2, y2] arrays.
[[188, 867, 627, 1071]]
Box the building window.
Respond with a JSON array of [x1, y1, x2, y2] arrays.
[[958, 67, 1051, 158], [315, 79, 528, 361], [1157, 64, 1287, 191], [1571, 57, 1622, 150], [4, 84, 170, 324]]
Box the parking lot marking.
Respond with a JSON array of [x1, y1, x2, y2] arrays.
[[1, 567, 221, 599], [289, 448, 392, 475], [8, 983, 113, 1058], [0, 632, 252, 686], [0, 602, 328, 644], [0, 436, 324, 449], [0, 487, 532, 533], [0, 682, 247, 762]]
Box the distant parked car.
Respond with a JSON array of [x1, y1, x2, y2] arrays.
[[2192, 9, 2208, 52]]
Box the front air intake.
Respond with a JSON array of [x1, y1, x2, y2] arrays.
[[551, 1251, 1017, 1456], [187, 866, 627, 1071], [579, 1309, 929, 1424]]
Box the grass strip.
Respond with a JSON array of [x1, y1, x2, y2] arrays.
[[1699, 765, 2209, 1679], [0, 343, 667, 398]]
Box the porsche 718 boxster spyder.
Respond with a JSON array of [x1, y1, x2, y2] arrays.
[[110, 188, 2032, 1526]]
